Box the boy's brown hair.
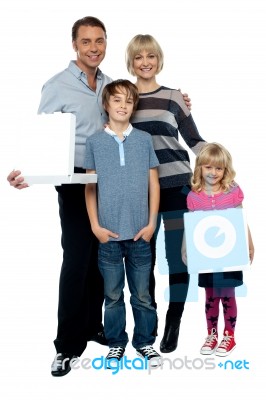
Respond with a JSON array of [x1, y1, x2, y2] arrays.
[[102, 79, 139, 113]]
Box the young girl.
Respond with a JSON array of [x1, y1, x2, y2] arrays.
[[186, 142, 254, 357]]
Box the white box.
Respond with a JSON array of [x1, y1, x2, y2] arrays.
[[18, 113, 97, 185]]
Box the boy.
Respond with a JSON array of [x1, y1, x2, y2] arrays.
[[84, 79, 161, 366]]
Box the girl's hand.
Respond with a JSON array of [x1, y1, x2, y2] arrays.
[[249, 244, 255, 264]]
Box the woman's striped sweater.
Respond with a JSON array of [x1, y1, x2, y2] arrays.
[[131, 86, 205, 189]]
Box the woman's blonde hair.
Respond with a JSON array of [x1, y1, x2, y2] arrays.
[[125, 34, 164, 76], [191, 142, 236, 192]]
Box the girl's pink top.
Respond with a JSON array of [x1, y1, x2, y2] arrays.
[[187, 184, 244, 211]]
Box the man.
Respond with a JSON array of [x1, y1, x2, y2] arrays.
[[7, 16, 191, 377], [8, 16, 111, 377]]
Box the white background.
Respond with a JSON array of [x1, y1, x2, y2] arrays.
[[0, 0, 265, 398]]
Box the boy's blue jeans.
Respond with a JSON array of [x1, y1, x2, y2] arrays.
[[98, 239, 157, 349]]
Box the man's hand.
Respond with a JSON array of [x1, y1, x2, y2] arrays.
[[181, 91, 192, 110], [7, 170, 28, 190]]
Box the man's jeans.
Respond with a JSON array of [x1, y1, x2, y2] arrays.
[[98, 239, 157, 349]]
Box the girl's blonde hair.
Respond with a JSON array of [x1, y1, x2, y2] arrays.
[[125, 34, 164, 76], [191, 142, 236, 193]]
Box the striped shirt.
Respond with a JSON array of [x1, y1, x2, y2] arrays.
[[131, 86, 205, 189], [187, 184, 244, 211]]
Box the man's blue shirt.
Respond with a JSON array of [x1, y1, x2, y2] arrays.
[[38, 60, 112, 167]]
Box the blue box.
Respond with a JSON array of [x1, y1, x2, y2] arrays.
[[184, 208, 250, 274]]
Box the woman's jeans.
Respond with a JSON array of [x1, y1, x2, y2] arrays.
[[98, 239, 157, 349]]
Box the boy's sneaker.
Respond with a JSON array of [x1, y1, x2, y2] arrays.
[[106, 346, 125, 369], [200, 328, 218, 355], [215, 330, 236, 357], [136, 345, 162, 367]]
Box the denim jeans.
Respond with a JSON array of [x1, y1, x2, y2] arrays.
[[98, 239, 157, 349]]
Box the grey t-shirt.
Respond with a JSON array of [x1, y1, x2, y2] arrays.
[[84, 127, 159, 240]]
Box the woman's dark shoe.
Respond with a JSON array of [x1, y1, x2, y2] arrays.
[[160, 319, 181, 353]]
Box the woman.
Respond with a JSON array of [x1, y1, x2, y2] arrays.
[[126, 34, 206, 353]]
